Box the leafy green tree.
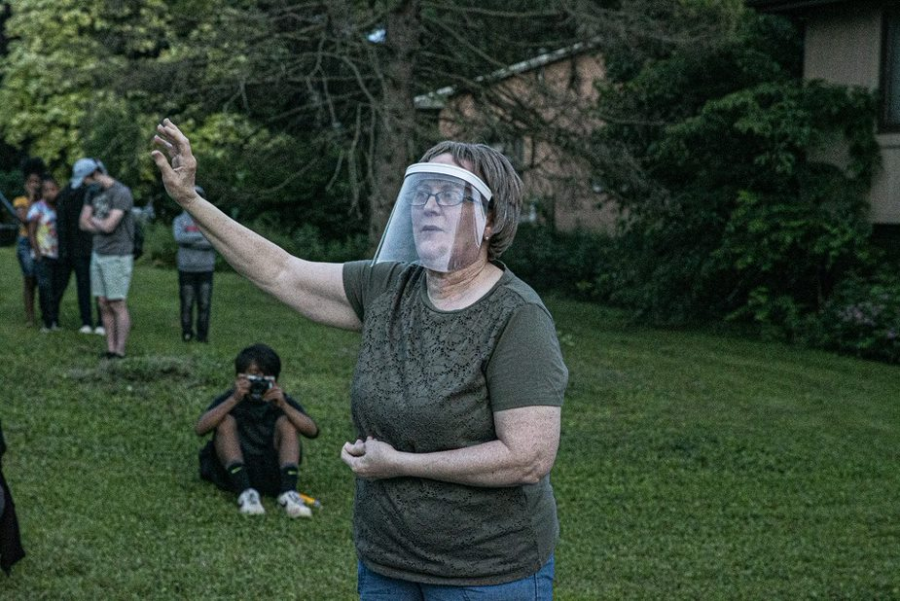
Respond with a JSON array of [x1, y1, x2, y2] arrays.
[[0, 0, 362, 239], [0, 0, 169, 177], [2, 0, 755, 250], [592, 10, 880, 331]]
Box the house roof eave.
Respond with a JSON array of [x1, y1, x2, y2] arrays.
[[413, 38, 602, 110], [746, 0, 852, 13]]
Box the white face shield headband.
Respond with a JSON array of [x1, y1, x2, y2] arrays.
[[373, 163, 493, 273]]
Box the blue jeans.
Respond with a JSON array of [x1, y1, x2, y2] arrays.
[[16, 236, 34, 278], [357, 555, 554, 601]]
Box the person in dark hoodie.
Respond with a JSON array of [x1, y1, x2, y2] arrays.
[[56, 159, 105, 335]]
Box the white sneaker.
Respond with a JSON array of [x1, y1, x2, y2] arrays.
[[278, 491, 312, 518], [40, 326, 51, 334], [94, 326, 106, 336], [79, 325, 93, 334], [237, 488, 265, 515]]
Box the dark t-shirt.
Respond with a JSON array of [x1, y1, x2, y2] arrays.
[[206, 389, 311, 459], [342, 260, 568, 586]]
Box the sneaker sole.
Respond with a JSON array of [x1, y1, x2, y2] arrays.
[[281, 504, 312, 519], [240, 508, 265, 516]]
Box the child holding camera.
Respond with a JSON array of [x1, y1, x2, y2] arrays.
[[196, 343, 319, 517]]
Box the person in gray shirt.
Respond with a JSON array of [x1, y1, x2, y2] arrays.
[[174, 185, 216, 342], [77, 158, 135, 359]]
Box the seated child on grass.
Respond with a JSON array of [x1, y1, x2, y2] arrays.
[[196, 343, 319, 518]]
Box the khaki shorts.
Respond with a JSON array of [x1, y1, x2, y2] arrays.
[[91, 253, 133, 300]]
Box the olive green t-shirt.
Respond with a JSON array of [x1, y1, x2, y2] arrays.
[[342, 260, 568, 586]]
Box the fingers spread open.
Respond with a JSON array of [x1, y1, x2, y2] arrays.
[[158, 119, 193, 154], [150, 149, 174, 176], [152, 135, 177, 160]]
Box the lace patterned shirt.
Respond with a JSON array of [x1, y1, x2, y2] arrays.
[[343, 260, 568, 586]]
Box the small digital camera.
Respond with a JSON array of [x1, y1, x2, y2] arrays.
[[246, 374, 274, 401]]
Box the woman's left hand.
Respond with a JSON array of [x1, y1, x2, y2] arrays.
[[151, 118, 199, 207], [341, 437, 400, 480]]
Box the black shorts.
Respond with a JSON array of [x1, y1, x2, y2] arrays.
[[198, 440, 300, 497]]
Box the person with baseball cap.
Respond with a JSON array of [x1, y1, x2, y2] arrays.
[[77, 158, 136, 359]]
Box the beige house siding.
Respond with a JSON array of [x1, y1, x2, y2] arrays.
[[788, 2, 900, 223], [803, 7, 880, 85], [422, 50, 617, 233]]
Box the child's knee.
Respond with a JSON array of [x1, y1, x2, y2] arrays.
[[275, 416, 299, 443], [275, 415, 295, 433]]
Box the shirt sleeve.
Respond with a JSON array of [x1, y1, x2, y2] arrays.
[[342, 260, 407, 322], [486, 303, 568, 412], [285, 394, 307, 416], [285, 394, 319, 439], [112, 186, 134, 212], [206, 389, 233, 412]]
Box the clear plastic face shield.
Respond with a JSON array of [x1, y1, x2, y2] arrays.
[[373, 163, 493, 273]]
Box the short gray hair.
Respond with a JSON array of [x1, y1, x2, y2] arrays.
[[419, 141, 523, 261]]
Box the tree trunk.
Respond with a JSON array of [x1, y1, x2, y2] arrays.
[[368, 0, 421, 252]]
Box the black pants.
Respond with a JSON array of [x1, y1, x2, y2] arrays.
[[34, 257, 60, 328], [179, 270, 213, 341], [56, 254, 98, 328]]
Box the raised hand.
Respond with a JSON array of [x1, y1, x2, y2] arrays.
[[151, 118, 199, 206]]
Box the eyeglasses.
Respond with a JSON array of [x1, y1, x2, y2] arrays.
[[411, 187, 475, 207]]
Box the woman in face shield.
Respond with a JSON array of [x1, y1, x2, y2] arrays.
[[153, 120, 567, 600]]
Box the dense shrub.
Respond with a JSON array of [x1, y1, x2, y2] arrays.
[[594, 11, 880, 333], [0, 168, 23, 204], [503, 224, 616, 300], [800, 273, 900, 363]]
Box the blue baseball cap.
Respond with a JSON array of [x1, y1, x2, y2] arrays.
[[71, 158, 102, 189]]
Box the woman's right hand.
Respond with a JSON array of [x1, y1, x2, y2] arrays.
[[151, 118, 199, 207]]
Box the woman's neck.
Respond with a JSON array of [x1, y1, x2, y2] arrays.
[[426, 258, 502, 311]]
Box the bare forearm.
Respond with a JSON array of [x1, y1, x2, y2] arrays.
[[281, 405, 319, 438], [343, 407, 562, 487], [181, 194, 358, 329], [394, 440, 553, 487], [195, 396, 239, 436], [27, 224, 38, 254], [183, 194, 288, 288], [87, 216, 108, 234], [79, 211, 94, 232]]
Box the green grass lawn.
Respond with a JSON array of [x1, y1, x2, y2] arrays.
[[1, 248, 898, 600]]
